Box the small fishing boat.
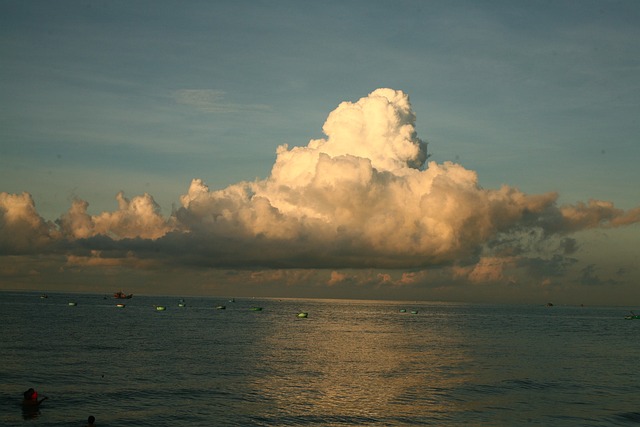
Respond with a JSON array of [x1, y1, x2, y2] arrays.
[[624, 311, 640, 320], [114, 291, 133, 299], [40, 294, 48, 299], [155, 305, 166, 311], [411, 310, 418, 314], [297, 312, 308, 318], [215, 305, 226, 310], [399, 309, 407, 313], [250, 307, 263, 311], [116, 303, 126, 308], [178, 303, 186, 307], [68, 302, 77, 306]]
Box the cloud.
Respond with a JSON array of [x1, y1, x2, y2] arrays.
[[56, 192, 173, 240], [173, 89, 270, 113], [0, 192, 57, 254], [1, 88, 639, 290]]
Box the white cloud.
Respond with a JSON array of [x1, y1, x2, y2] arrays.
[[56, 192, 173, 240], [1, 89, 639, 284], [0, 192, 57, 253]]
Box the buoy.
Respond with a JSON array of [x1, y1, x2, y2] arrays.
[[297, 312, 308, 318], [155, 306, 166, 311]]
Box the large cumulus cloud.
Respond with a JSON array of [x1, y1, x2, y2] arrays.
[[1, 89, 639, 275]]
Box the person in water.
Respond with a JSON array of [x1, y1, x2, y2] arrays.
[[22, 388, 48, 419], [85, 415, 96, 426], [23, 388, 48, 405]]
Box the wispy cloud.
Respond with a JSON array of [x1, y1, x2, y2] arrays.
[[173, 89, 270, 113]]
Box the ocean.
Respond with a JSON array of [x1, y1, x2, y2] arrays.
[[1, 291, 639, 426]]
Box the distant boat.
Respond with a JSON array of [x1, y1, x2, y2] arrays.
[[155, 306, 166, 311], [411, 310, 418, 314], [114, 291, 133, 299], [40, 294, 48, 299], [178, 303, 186, 308], [297, 312, 308, 318], [625, 311, 640, 320], [116, 303, 126, 308], [216, 305, 226, 310], [250, 307, 263, 311], [68, 302, 77, 306], [399, 309, 407, 313]]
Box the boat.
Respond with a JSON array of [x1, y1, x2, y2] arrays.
[[40, 294, 48, 299], [625, 311, 640, 320], [155, 306, 166, 311], [178, 303, 186, 308], [250, 307, 263, 311], [215, 305, 226, 310], [114, 291, 133, 299], [399, 309, 407, 313], [116, 303, 126, 308], [297, 312, 308, 318], [68, 302, 77, 306]]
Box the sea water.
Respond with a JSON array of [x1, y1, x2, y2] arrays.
[[1, 291, 639, 426]]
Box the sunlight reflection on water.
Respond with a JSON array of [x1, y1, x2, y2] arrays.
[[1, 293, 639, 426]]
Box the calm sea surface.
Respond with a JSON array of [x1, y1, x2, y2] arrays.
[[1, 291, 639, 426]]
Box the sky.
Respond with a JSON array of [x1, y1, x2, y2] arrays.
[[1, 0, 639, 304]]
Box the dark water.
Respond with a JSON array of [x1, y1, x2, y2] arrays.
[[1, 291, 639, 426]]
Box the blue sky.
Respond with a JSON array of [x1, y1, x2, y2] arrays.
[[1, 0, 639, 303]]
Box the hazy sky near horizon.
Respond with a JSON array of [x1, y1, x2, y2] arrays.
[[1, 0, 639, 304]]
